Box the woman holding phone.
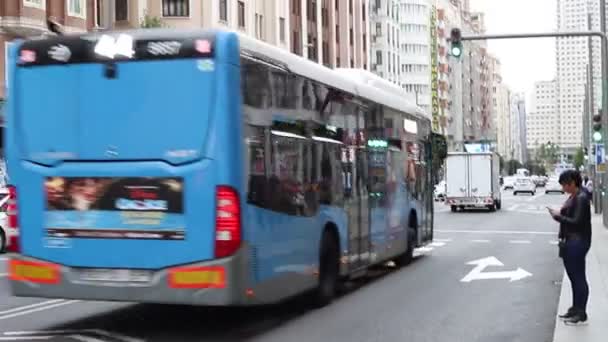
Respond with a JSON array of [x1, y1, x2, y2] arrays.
[[547, 170, 592, 325]]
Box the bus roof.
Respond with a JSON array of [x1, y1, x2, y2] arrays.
[[14, 27, 429, 122], [235, 31, 430, 121]]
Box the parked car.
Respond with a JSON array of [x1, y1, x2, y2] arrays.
[[545, 178, 564, 194], [514, 177, 536, 195]]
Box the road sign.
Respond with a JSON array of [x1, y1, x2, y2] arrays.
[[460, 256, 532, 282], [596, 143, 606, 173]]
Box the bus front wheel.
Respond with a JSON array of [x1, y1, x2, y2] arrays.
[[314, 229, 339, 307]]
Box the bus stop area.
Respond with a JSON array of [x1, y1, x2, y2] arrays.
[[553, 213, 608, 341]]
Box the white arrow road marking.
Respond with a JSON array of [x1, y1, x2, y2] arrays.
[[460, 256, 533, 282]]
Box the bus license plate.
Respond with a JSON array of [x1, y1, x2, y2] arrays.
[[79, 269, 152, 283]]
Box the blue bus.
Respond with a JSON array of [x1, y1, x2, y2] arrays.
[[5, 28, 434, 306]]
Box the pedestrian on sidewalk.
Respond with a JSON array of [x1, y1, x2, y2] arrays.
[[547, 170, 591, 325]]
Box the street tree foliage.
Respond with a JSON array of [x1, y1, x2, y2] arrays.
[[536, 142, 560, 165], [574, 147, 585, 171], [506, 159, 523, 175], [524, 160, 546, 176], [140, 12, 165, 28], [431, 133, 447, 184]]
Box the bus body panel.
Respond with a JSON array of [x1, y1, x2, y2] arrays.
[[6, 29, 434, 306]]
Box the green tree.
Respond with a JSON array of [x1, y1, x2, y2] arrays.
[[140, 12, 165, 28], [431, 133, 447, 184], [573, 147, 585, 171], [506, 159, 523, 175]]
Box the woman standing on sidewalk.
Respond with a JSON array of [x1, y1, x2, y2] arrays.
[[548, 170, 592, 325]]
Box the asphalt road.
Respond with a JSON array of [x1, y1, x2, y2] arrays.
[[0, 189, 566, 342]]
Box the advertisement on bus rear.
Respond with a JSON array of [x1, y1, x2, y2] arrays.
[[44, 177, 184, 240]]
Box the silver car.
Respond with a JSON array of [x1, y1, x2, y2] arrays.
[[514, 178, 536, 196]]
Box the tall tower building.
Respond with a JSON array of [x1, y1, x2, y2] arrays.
[[555, 0, 603, 155], [526, 80, 559, 155]]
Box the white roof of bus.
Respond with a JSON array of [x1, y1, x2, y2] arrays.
[[235, 31, 430, 121]]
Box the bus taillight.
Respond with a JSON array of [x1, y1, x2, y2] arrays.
[[214, 186, 241, 258], [7, 185, 20, 253]]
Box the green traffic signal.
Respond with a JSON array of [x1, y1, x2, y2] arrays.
[[450, 28, 462, 59], [594, 131, 603, 142], [593, 113, 602, 142], [451, 44, 462, 57]]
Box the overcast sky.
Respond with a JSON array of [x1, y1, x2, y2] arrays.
[[468, 0, 557, 97]]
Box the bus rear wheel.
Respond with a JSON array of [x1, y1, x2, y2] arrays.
[[314, 229, 339, 307]]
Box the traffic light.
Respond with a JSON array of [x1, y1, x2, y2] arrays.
[[593, 113, 602, 142], [450, 28, 463, 58]]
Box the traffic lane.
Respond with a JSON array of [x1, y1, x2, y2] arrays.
[[0, 213, 562, 342], [248, 213, 563, 342]]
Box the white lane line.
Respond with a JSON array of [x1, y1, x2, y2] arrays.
[[509, 240, 532, 244], [437, 229, 556, 235], [471, 239, 491, 243], [0, 273, 6, 277], [507, 205, 519, 211], [0, 300, 66, 316], [429, 242, 446, 247], [0, 300, 80, 320], [5, 330, 144, 342], [433, 238, 452, 242], [549, 240, 559, 245], [0, 337, 52, 340], [0, 257, 7, 261]]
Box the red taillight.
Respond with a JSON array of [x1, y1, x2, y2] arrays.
[[7, 185, 20, 253], [214, 186, 241, 258]]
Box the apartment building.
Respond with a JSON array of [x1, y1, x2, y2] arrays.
[[400, 0, 431, 114], [369, 0, 401, 84], [526, 80, 558, 155], [0, 0, 95, 100], [289, 0, 368, 69], [98, 0, 290, 51]]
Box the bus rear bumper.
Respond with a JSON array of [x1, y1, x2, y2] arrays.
[[8, 246, 255, 306]]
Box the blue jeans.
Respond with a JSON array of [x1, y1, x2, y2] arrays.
[[562, 238, 591, 314]]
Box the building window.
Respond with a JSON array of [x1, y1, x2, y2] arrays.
[[23, 0, 45, 9], [95, 0, 102, 27], [115, 0, 128, 21], [292, 30, 300, 54], [219, 0, 228, 22], [162, 0, 190, 17], [238, 1, 245, 28], [349, 0, 353, 14], [67, 0, 86, 18], [350, 28, 353, 45], [323, 41, 329, 65], [363, 34, 366, 51], [336, 25, 340, 43], [255, 14, 265, 39], [280, 18, 286, 43]]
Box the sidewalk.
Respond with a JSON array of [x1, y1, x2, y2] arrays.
[[553, 213, 608, 342]]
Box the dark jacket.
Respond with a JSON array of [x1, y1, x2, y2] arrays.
[[556, 190, 592, 241]]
